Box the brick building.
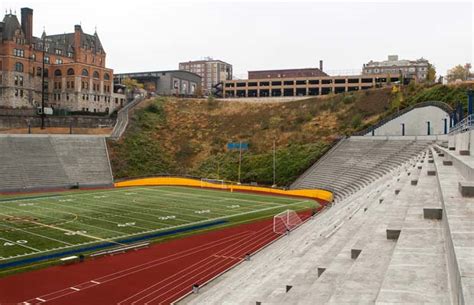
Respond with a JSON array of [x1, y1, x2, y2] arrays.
[[179, 58, 232, 95], [248, 68, 328, 79], [0, 8, 122, 113]]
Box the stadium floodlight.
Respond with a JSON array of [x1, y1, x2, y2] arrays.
[[200, 178, 226, 189], [273, 209, 303, 235]]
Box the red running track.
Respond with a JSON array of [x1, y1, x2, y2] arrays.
[[0, 211, 312, 305]]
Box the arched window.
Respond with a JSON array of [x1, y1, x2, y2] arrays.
[[82, 69, 89, 77], [104, 73, 110, 80], [44, 69, 49, 77], [67, 68, 75, 76], [54, 69, 62, 77], [93, 71, 100, 79], [15, 62, 24, 72]]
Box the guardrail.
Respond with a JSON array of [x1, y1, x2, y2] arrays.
[[109, 95, 145, 140], [449, 114, 473, 135]]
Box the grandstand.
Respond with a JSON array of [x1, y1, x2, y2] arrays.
[[291, 137, 432, 202], [183, 130, 473, 304], [0, 135, 113, 192]]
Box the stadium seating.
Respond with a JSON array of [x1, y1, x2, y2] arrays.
[[291, 137, 431, 202], [0, 135, 113, 192], [183, 133, 474, 305]]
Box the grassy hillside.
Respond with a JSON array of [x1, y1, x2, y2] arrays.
[[108, 83, 473, 186]]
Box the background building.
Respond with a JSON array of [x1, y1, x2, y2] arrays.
[[0, 8, 120, 114], [362, 55, 430, 82], [114, 70, 201, 96], [179, 58, 232, 94], [221, 74, 396, 98], [248, 61, 328, 79]]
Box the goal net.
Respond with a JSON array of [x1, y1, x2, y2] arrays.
[[200, 178, 227, 189], [273, 209, 303, 235]]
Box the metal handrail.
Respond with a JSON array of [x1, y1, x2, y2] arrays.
[[450, 114, 474, 134]]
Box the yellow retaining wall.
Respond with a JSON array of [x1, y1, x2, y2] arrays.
[[114, 177, 333, 203]]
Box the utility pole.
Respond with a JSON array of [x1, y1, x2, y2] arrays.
[[273, 139, 276, 187], [40, 35, 46, 129]]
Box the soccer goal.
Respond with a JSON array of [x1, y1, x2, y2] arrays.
[[273, 209, 303, 235], [200, 178, 227, 189]]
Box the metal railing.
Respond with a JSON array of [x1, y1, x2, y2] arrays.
[[450, 114, 474, 134], [109, 95, 145, 140]]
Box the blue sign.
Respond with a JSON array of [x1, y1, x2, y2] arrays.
[[227, 142, 249, 150]]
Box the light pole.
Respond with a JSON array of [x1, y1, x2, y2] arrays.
[[40, 35, 46, 129], [272, 139, 276, 187]]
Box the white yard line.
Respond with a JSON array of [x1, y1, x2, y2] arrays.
[[0, 237, 41, 252], [0, 220, 74, 246]]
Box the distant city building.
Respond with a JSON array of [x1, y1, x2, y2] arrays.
[[221, 74, 397, 98], [0, 8, 123, 113], [114, 70, 201, 96], [362, 55, 430, 82], [179, 58, 232, 94]]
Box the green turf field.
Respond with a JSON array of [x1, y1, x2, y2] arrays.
[[0, 186, 316, 268]]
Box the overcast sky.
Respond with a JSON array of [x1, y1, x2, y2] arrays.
[[2, 0, 472, 78]]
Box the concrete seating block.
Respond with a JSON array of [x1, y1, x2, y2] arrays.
[[351, 249, 362, 259], [427, 169, 437, 176], [386, 229, 401, 240], [395, 189, 400, 195], [423, 208, 443, 220], [428, 159, 434, 163], [449, 147, 455, 151], [460, 150, 470, 156], [379, 198, 384, 204], [418, 166, 422, 169], [317, 267, 326, 278], [286, 285, 293, 293], [443, 160, 453, 166], [459, 181, 474, 197], [411, 179, 418, 185], [438, 153, 445, 157]]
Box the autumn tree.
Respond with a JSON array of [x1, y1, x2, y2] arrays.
[[427, 64, 436, 82], [447, 63, 472, 83]]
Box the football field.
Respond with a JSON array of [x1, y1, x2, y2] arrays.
[[0, 186, 316, 269]]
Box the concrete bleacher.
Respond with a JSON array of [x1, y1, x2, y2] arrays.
[[291, 137, 431, 202], [182, 130, 474, 305], [183, 150, 458, 304], [0, 135, 113, 192]]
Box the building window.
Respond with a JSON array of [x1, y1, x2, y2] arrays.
[[13, 49, 25, 57], [19, 76, 23, 86], [55, 58, 63, 65], [67, 68, 75, 75], [15, 62, 24, 72], [93, 71, 100, 79], [104, 73, 110, 80], [44, 56, 50, 64], [55, 49, 62, 55], [82, 69, 89, 77], [54, 69, 62, 77], [67, 52, 73, 58]]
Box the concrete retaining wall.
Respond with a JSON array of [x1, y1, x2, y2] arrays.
[[366, 106, 450, 136], [0, 115, 115, 129]]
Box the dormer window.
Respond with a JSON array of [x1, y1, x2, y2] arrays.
[[55, 49, 62, 55]]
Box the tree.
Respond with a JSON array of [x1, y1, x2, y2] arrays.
[[122, 78, 144, 91], [447, 63, 472, 83], [427, 64, 436, 82]]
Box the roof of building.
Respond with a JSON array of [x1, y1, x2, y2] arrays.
[[0, 11, 104, 54], [114, 70, 202, 79], [180, 59, 232, 66], [1, 13, 21, 41]]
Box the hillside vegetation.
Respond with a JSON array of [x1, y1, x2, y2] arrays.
[[108, 83, 473, 186]]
